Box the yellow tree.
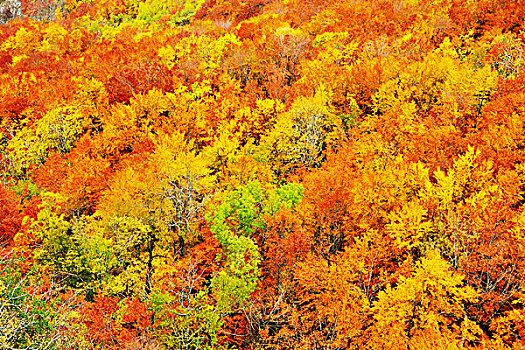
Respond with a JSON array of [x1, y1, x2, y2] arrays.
[[368, 250, 480, 349]]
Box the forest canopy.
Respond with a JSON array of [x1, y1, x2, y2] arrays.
[[1, 0, 525, 349]]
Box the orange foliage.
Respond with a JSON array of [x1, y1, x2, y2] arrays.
[[2, 0, 525, 348]]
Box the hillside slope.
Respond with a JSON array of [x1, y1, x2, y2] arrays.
[[1, 0, 525, 349]]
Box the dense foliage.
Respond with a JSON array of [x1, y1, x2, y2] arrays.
[[1, 0, 525, 348]]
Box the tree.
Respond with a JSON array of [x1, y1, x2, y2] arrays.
[[151, 131, 216, 258], [0, 184, 22, 245], [0, 249, 80, 350], [368, 250, 480, 349]]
